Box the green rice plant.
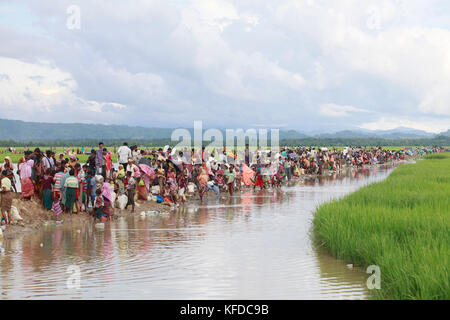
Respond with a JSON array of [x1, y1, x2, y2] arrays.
[[313, 153, 450, 299]]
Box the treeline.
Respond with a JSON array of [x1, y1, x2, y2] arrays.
[[279, 135, 450, 147], [0, 135, 449, 148]]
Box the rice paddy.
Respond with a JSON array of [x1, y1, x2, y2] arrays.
[[313, 153, 450, 300]]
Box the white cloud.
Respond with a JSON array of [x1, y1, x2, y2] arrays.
[[0, 0, 449, 132], [319, 103, 370, 117], [0, 57, 128, 121]]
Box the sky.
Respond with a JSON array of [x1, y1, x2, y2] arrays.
[[0, 0, 449, 133]]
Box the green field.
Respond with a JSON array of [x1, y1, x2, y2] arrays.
[[313, 153, 450, 299]]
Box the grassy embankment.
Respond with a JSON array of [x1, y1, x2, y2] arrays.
[[313, 153, 450, 299]]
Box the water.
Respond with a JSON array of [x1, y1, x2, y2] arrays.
[[0, 164, 396, 299]]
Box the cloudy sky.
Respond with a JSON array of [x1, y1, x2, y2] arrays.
[[0, 0, 449, 133]]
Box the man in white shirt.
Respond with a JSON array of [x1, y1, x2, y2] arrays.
[[117, 142, 132, 171], [43, 150, 55, 171], [127, 159, 138, 177]]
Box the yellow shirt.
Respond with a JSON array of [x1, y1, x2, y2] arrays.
[[1, 177, 12, 191]]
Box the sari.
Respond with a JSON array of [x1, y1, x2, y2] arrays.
[[65, 187, 77, 212], [254, 170, 264, 189], [139, 164, 154, 190], [43, 189, 53, 210], [241, 164, 255, 186], [137, 180, 148, 200], [102, 182, 114, 218], [197, 164, 209, 199], [21, 177, 34, 199], [102, 199, 113, 218]]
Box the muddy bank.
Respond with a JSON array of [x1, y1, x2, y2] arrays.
[[1, 193, 177, 239]]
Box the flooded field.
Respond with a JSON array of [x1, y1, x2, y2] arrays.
[[0, 164, 396, 299]]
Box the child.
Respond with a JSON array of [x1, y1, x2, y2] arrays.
[[167, 178, 178, 204], [93, 188, 104, 221], [125, 171, 135, 213], [176, 172, 186, 203], [81, 165, 89, 211], [41, 168, 54, 210], [51, 197, 63, 221], [216, 172, 225, 190], [224, 164, 236, 196], [86, 171, 96, 209], [116, 165, 126, 196], [156, 164, 165, 189], [3, 162, 17, 193], [1, 170, 13, 225], [234, 165, 241, 192]]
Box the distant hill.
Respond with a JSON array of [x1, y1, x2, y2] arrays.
[[0, 119, 174, 141], [371, 127, 435, 139], [315, 130, 372, 139], [0, 118, 447, 144], [278, 130, 309, 139], [0, 118, 309, 142]]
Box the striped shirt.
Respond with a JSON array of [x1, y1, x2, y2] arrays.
[[54, 172, 63, 191], [52, 200, 63, 215]]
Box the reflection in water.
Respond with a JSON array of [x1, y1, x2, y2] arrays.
[[0, 164, 397, 299]]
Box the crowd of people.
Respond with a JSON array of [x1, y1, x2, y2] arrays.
[[0, 142, 444, 225]]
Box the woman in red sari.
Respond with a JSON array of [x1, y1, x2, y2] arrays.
[[137, 177, 148, 200]]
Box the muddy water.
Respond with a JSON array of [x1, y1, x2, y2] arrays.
[[0, 164, 396, 299]]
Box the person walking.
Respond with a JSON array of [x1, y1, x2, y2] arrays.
[[118, 142, 132, 172], [96, 142, 106, 179]]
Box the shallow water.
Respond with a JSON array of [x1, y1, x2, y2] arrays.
[[0, 164, 396, 299]]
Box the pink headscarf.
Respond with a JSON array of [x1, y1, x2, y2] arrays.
[[133, 166, 141, 178], [102, 182, 113, 202]]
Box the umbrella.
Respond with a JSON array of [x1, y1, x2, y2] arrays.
[[167, 159, 182, 173], [289, 153, 299, 159], [139, 164, 155, 178]]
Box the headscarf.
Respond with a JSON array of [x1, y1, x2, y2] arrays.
[[3, 156, 13, 170], [102, 181, 113, 202], [117, 166, 125, 179]]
